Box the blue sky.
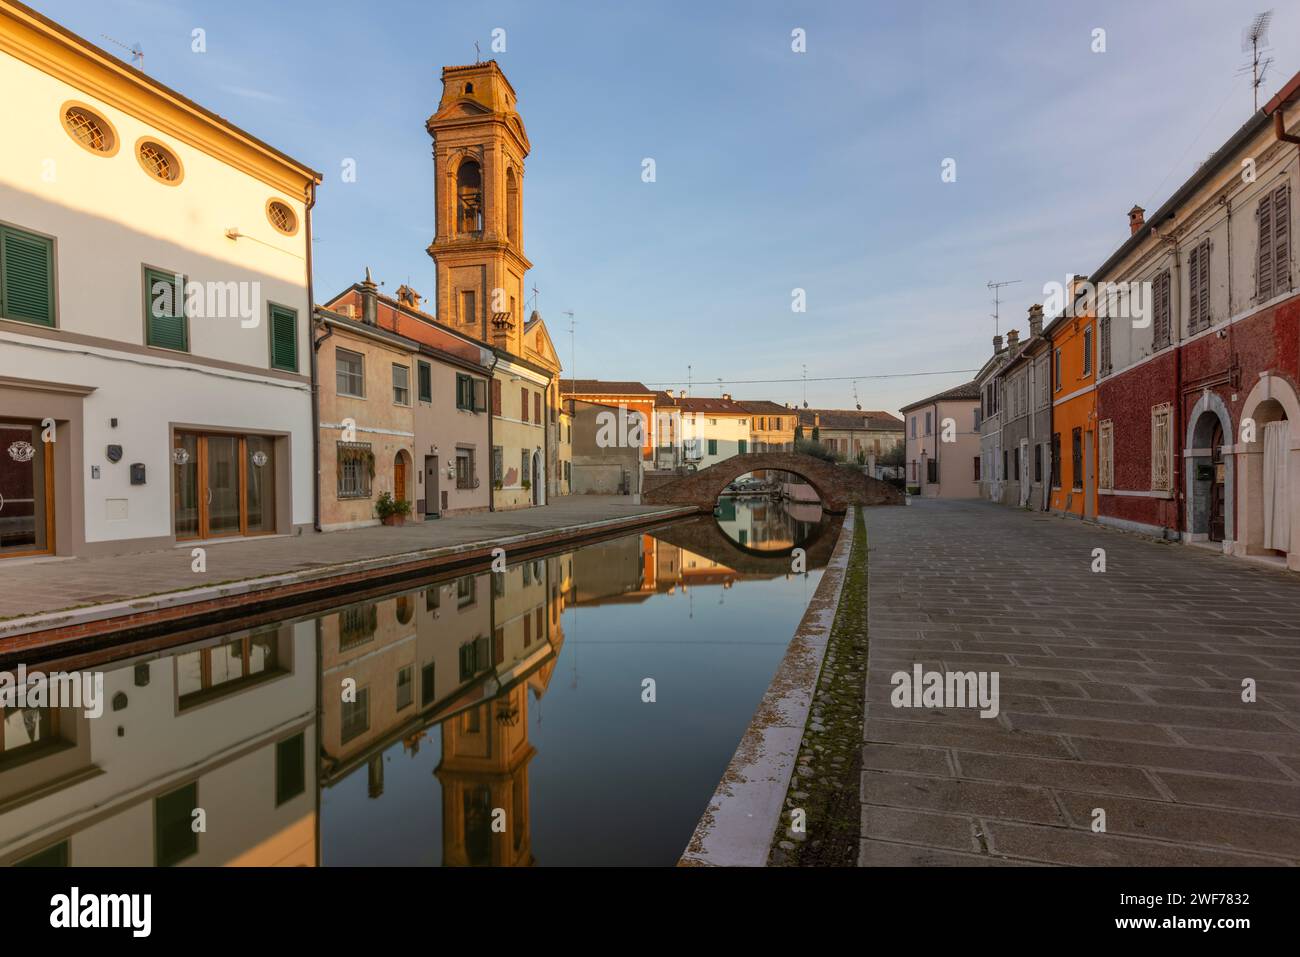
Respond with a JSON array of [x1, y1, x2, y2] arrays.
[[42, 0, 1300, 413]]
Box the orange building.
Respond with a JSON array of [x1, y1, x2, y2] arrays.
[[1044, 292, 1098, 519]]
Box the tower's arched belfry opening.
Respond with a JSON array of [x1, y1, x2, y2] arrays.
[[426, 60, 531, 355]]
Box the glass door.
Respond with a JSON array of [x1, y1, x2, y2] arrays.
[[0, 421, 52, 557], [174, 431, 275, 540]]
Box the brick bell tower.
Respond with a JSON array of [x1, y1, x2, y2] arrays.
[[426, 60, 531, 355]]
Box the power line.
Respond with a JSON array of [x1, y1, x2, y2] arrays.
[[643, 369, 978, 387]]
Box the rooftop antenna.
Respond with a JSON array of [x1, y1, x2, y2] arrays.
[[687, 364, 692, 397], [1238, 11, 1274, 111], [717, 377, 723, 396], [529, 283, 540, 315], [852, 379, 862, 411], [563, 310, 575, 395], [474, 40, 481, 64], [986, 279, 1022, 337], [801, 364, 808, 408], [101, 34, 143, 70]]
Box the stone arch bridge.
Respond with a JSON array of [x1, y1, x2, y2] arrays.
[[642, 452, 903, 513]]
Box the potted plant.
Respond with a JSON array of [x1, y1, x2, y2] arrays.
[[521, 478, 531, 491], [375, 492, 411, 526]]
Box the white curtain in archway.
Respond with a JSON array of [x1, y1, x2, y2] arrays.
[[1263, 420, 1290, 552]]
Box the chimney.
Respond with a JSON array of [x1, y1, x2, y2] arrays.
[[1028, 303, 1044, 337], [679, 389, 686, 399], [1128, 205, 1145, 235], [395, 284, 422, 310], [361, 267, 378, 326], [993, 333, 1003, 354], [722, 393, 731, 401], [1006, 328, 1019, 350]]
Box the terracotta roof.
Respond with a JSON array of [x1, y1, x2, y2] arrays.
[[560, 379, 654, 396], [736, 400, 796, 415], [799, 409, 903, 431], [667, 396, 750, 415], [898, 380, 981, 413]]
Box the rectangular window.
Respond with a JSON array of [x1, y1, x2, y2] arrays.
[[1071, 427, 1083, 490], [910, 416, 917, 438], [1099, 419, 1114, 491], [1013, 446, 1020, 481], [392, 364, 410, 405], [1152, 270, 1172, 350], [492, 446, 503, 483], [456, 448, 474, 489], [337, 441, 373, 498], [458, 575, 477, 608], [1151, 402, 1172, 491], [275, 733, 306, 806], [338, 603, 377, 650], [396, 665, 413, 711], [707, 438, 718, 456], [155, 782, 199, 866], [534, 392, 542, 425], [144, 266, 188, 351], [925, 412, 932, 435], [738, 439, 747, 454], [418, 361, 432, 402], [336, 348, 364, 397], [1002, 449, 1008, 481], [521, 449, 530, 484], [459, 289, 476, 327], [421, 662, 436, 706], [341, 687, 369, 743], [456, 373, 474, 410], [1053, 349, 1062, 391], [927, 458, 938, 483], [521, 387, 529, 422], [491, 377, 502, 415], [1257, 183, 1292, 301], [1188, 238, 1211, 333], [973, 456, 980, 481], [1082, 327, 1093, 375], [473, 377, 487, 411], [458, 635, 491, 681], [1034, 444, 1042, 483], [0, 224, 55, 326], [1050, 432, 1061, 488], [269, 304, 298, 372]]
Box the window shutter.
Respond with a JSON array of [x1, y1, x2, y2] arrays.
[[1187, 244, 1201, 330], [1258, 192, 1275, 300], [520, 387, 528, 422], [1275, 184, 1291, 295], [270, 305, 298, 371], [1197, 239, 1211, 328], [491, 378, 502, 415], [473, 377, 487, 412], [1, 227, 55, 326], [534, 392, 541, 424], [144, 268, 187, 351]]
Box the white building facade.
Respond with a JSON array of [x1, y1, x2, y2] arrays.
[[0, 2, 321, 559]]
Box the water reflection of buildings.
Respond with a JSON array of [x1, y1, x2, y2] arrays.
[[320, 555, 569, 866], [0, 623, 318, 867]]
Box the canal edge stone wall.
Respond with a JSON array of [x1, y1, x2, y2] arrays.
[[678, 508, 857, 867]]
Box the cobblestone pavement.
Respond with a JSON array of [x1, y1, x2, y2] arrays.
[[0, 497, 685, 622], [859, 498, 1300, 866]]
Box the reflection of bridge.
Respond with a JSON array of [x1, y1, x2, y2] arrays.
[[644, 452, 902, 513], [652, 514, 839, 576]]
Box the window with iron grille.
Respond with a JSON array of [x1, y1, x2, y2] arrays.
[[1050, 432, 1061, 488], [492, 446, 503, 483], [1151, 403, 1172, 491], [337, 442, 372, 498], [1099, 419, 1114, 490], [456, 448, 474, 489]]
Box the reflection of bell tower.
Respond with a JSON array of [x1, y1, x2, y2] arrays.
[[435, 685, 536, 866], [426, 60, 531, 355]]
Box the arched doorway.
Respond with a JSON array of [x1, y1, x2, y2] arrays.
[[394, 450, 410, 505], [1235, 373, 1299, 568], [1184, 392, 1233, 545]]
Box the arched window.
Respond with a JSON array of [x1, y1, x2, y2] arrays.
[[506, 168, 519, 242], [456, 160, 483, 234]]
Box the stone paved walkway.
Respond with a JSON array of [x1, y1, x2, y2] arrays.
[[859, 498, 1300, 866], [0, 497, 686, 624]]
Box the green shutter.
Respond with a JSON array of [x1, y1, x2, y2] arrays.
[[1, 226, 55, 326], [270, 305, 298, 371], [418, 362, 432, 402], [144, 267, 187, 351]]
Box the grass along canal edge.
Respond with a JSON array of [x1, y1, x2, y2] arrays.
[[768, 507, 868, 866]]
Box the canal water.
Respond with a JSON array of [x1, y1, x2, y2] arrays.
[[1, 498, 834, 867]]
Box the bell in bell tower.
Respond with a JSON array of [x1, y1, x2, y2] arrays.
[[426, 60, 531, 355]]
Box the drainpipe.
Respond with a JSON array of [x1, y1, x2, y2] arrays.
[[1170, 232, 1184, 541], [304, 180, 322, 534], [487, 354, 498, 512]]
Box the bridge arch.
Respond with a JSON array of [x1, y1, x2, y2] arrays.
[[642, 452, 903, 513]]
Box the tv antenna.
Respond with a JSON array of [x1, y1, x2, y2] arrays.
[[986, 279, 1022, 336], [101, 34, 143, 70], [852, 379, 862, 411], [474, 40, 481, 64], [1238, 11, 1274, 111], [563, 310, 575, 395], [801, 364, 808, 408]]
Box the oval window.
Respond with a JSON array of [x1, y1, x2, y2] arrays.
[[136, 139, 183, 184], [62, 103, 118, 155], [266, 200, 298, 235]]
